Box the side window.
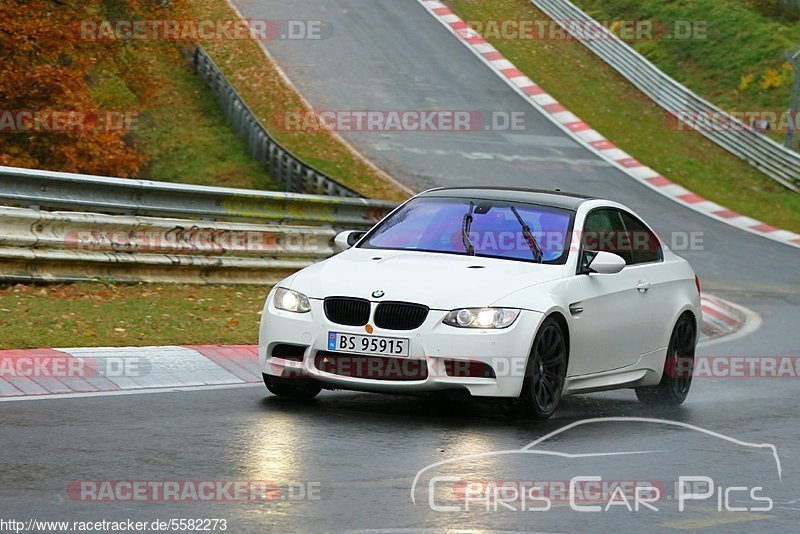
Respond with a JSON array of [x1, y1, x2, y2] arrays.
[[620, 212, 663, 264], [581, 209, 633, 265]]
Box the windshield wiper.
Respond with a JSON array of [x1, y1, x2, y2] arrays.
[[462, 201, 476, 256], [510, 206, 543, 263]]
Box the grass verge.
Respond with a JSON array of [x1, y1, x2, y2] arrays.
[[572, 0, 799, 146], [92, 1, 276, 190], [0, 284, 267, 349], [448, 0, 800, 232], [188, 0, 409, 201], [131, 51, 278, 190]]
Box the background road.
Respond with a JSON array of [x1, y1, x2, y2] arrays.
[[2, 0, 798, 532]]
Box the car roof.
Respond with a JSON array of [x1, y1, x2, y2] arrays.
[[417, 186, 595, 211]]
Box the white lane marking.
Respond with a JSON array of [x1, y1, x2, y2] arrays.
[[490, 59, 515, 70], [702, 297, 741, 317], [512, 78, 536, 89], [624, 166, 661, 180], [550, 111, 581, 124], [531, 93, 558, 106], [573, 129, 605, 143], [371, 142, 613, 166], [601, 148, 628, 161]]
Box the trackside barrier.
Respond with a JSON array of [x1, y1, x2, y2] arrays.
[[193, 46, 365, 197], [0, 165, 396, 229], [531, 0, 800, 192], [0, 206, 337, 285]]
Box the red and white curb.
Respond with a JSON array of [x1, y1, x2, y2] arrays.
[[699, 295, 758, 345], [418, 0, 800, 249], [0, 345, 262, 401], [0, 297, 750, 402]]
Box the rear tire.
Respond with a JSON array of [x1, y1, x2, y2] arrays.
[[508, 317, 568, 420], [263, 373, 322, 400], [636, 313, 696, 406]]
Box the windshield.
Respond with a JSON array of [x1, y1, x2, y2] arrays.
[[360, 196, 574, 264]]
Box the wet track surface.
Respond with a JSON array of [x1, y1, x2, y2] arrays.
[[3, 0, 799, 532], [2, 382, 799, 532]]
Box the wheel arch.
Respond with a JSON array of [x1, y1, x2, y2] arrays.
[[546, 311, 571, 370], [674, 306, 699, 342], [528, 309, 571, 375]]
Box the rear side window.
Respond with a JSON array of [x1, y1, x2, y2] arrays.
[[620, 212, 663, 264]]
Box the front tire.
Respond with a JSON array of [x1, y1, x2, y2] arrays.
[[511, 317, 568, 420], [263, 373, 322, 400], [636, 313, 696, 406]]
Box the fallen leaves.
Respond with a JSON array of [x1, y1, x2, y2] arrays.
[[0, 283, 270, 349]]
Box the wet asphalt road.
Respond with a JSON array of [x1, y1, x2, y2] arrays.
[[2, 0, 799, 532], [1, 378, 798, 532]]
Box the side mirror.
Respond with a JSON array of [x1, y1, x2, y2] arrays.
[[334, 230, 366, 251], [586, 251, 626, 274]]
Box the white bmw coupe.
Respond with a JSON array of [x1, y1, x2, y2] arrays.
[[259, 187, 701, 419]]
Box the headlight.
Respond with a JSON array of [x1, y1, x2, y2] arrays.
[[442, 308, 520, 329], [274, 287, 311, 313]]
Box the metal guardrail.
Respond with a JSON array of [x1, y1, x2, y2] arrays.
[[0, 206, 337, 285], [0, 44, 400, 284], [0, 165, 396, 229], [0, 46, 404, 284], [531, 0, 800, 192], [193, 46, 364, 197]]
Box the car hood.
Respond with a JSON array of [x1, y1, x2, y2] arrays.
[[288, 248, 566, 310]]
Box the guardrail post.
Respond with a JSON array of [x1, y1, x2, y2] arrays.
[[784, 50, 800, 149]]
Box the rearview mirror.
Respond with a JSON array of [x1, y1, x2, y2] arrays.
[[334, 230, 366, 251], [586, 251, 626, 274]]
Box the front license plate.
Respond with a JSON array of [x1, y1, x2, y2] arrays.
[[328, 332, 410, 357]]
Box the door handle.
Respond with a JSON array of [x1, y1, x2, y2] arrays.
[[636, 281, 651, 292]]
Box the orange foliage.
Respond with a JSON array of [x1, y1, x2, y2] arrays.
[[0, 0, 186, 177]]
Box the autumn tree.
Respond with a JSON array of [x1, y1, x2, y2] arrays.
[[0, 0, 193, 177]]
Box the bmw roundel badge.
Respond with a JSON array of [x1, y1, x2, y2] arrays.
[[372, 290, 385, 298]]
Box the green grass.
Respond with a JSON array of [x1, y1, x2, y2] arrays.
[[189, 0, 409, 201], [448, 0, 800, 232], [0, 283, 268, 349], [88, 0, 275, 190], [573, 0, 799, 117], [131, 51, 277, 190]]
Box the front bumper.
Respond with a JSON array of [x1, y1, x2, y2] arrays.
[[258, 293, 543, 398]]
